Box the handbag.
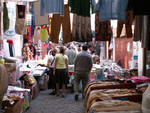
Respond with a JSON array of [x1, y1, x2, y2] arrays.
[[15, 5, 27, 35]]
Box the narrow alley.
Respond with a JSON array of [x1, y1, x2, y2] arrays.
[[25, 89, 85, 113]]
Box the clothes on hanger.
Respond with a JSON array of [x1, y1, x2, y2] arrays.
[[33, 0, 49, 26], [71, 14, 92, 42], [3, 2, 9, 32], [127, 0, 150, 16], [134, 16, 150, 49], [51, 5, 71, 44], [117, 10, 133, 38], [40, 0, 64, 16], [15, 4, 27, 35], [96, 0, 127, 22], [33, 27, 40, 45], [95, 12, 112, 41], [39, 27, 49, 41], [31, 3, 35, 36], [68, 0, 96, 17]]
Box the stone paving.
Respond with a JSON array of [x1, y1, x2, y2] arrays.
[[25, 89, 85, 113]]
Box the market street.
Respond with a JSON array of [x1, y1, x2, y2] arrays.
[[25, 89, 85, 113]]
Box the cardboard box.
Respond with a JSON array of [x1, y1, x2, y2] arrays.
[[2, 100, 22, 113]]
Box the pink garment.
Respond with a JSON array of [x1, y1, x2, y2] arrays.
[[131, 76, 150, 83]]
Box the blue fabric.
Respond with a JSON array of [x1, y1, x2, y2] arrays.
[[96, 0, 127, 22], [40, 0, 64, 16], [31, 3, 35, 36]]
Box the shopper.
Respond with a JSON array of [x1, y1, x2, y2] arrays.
[[47, 49, 57, 95], [66, 44, 77, 65], [74, 44, 93, 101], [87, 44, 93, 55], [53, 46, 69, 98]]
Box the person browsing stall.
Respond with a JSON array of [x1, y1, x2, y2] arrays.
[[53, 46, 69, 98], [47, 49, 57, 95], [74, 44, 93, 101]]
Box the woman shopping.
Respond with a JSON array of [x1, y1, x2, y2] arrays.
[[53, 46, 69, 98]]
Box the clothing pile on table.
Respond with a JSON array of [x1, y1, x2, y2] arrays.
[[84, 80, 143, 113], [92, 59, 131, 81]]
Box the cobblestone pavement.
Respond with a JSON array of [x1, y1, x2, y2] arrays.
[[25, 89, 85, 113]]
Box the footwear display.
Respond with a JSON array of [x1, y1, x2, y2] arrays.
[[74, 94, 78, 101]]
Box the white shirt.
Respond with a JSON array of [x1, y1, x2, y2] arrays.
[[48, 55, 55, 68]]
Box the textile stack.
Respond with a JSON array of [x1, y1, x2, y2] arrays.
[[84, 81, 142, 113]]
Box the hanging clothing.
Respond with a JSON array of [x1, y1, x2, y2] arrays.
[[71, 14, 92, 42], [31, 3, 35, 36], [96, 0, 127, 22], [134, 16, 142, 41], [127, 0, 150, 15], [117, 10, 133, 38], [15, 5, 27, 35], [3, 2, 9, 32], [40, 0, 64, 16], [27, 26, 32, 42], [39, 27, 49, 41], [141, 16, 150, 48], [68, 0, 96, 17], [51, 5, 71, 44], [33, 27, 40, 45], [134, 16, 150, 49], [33, 0, 49, 26], [95, 12, 112, 41]]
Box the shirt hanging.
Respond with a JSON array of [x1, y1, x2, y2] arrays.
[[39, 27, 49, 41], [40, 0, 64, 16], [96, 0, 127, 22], [33, 0, 49, 26]]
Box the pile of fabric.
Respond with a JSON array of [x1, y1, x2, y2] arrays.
[[84, 80, 142, 113]]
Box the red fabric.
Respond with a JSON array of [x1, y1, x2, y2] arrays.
[[7, 40, 13, 44], [131, 76, 150, 83], [44, 43, 49, 48]]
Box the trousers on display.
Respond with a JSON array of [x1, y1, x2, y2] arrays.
[[51, 5, 71, 44]]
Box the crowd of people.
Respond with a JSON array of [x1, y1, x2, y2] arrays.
[[46, 42, 99, 101]]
